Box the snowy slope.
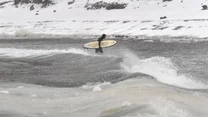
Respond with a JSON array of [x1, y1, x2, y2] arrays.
[[1, 0, 208, 39]]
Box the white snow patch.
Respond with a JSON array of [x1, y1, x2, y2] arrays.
[[93, 85, 102, 92], [1, 0, 208, 38]]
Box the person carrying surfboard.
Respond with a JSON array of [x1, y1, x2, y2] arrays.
[[95, 34, 106, 53]]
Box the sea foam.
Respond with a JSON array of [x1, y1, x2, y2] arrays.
[[0, 48, 89, 58], [120, 51, 208, 89]]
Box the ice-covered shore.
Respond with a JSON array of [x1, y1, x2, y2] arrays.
[[1, 0, 208, 39]]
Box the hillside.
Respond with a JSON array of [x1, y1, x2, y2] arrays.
[[1, 0, 208, 39]]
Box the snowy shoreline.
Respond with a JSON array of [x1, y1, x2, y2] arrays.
[[1, 19, 208, 41], [1, 0, 208, 40]]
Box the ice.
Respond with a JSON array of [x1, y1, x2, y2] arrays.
[[93, 85, 102, 92]]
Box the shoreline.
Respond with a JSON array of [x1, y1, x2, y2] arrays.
[[1, 18, 208, 40], [0, 33, 208, 43]]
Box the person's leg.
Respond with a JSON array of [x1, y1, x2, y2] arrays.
[[95, 41, 103, 53], [99, 47, 103, 53]]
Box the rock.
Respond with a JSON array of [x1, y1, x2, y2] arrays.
[[85, 2, 127, 10], [202, 5, 208, 10], [163, 0, 172, 2], [106, 3, 127, 10], [160, 16, 167, 19], [30, 5, 34, 11], [68, 0, 75, 5]]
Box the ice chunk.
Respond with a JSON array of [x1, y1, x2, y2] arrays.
[[93, 85, 102, 92]]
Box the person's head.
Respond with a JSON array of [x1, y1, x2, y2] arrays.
[[102, 34, 106, 38]]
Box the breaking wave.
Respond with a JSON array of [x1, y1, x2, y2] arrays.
[[120, 51, 208, 89]]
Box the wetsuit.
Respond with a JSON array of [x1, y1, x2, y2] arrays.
[[95, 34, 106, 53]]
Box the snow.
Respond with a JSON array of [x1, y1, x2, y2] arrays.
[[1, 0, 208, 39], [93, 85, 102, 92]]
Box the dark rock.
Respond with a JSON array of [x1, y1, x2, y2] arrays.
[[33, 0, 42, 4], [173, 26, 184, 30], [14, 0, 54, 8], [30, 5, 34, 11], [85, 2, 127, 10], [68, 0, 75, 5], [85, 1, 107, 10], [163, 0, 172, 2], [202, 5, 208, 10], [41, 0, 54, 8], [14, 0, 21, 5], [35, 13, 38, 15], [53, 10, 56, 12], [160, 16, 167, 19], [106, 2, 127, 10]]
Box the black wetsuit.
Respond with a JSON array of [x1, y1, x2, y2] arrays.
[[98, 36, 105, 47], [95, 35, 106, 53]]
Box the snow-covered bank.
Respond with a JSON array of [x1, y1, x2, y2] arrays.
[[2, 19, 208, 39], [1, 0, 208, 39]]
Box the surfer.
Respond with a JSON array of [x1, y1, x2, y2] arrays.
[[95, 34, 106, 53]]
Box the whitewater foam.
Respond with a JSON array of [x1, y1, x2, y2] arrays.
[[0, 48, 89, 58], [120, 51, 208, 89], [142, 98, 193, 117]]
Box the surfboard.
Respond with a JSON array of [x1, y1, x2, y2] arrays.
[[83, 40, 116, 49]]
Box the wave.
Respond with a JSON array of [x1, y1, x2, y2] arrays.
[[0, 48, 89, 58], [100, 97, 192, 117], [119, 51, 208, 89]]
